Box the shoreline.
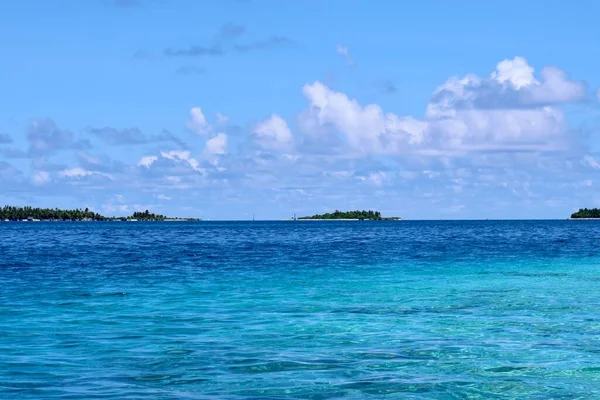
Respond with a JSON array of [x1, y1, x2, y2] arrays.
[[296, 219, 402, 221], [298, 219, 361, 221], [0, 219, 199, 222]]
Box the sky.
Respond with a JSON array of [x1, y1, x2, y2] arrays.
[[1, 0, 600, 220]]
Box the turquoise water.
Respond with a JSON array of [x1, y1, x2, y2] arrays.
[[1, 221, 600, 398]]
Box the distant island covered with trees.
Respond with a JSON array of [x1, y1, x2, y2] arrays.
[[0, 206, 199, 221], [570, 208, 600, 219], [298, 210, 401, 220]]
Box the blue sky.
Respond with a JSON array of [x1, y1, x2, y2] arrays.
[[1, 0, 600, 219]]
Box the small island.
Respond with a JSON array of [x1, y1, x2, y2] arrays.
[[570, 208, 600, 219], [0, 206, 200, 222], [298, 210, 401, 221]]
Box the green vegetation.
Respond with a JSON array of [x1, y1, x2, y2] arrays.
[[298, 210, 401, 220], [130, 210, 167, 221], [0, 206, 199, 221], [0, 206, 105, 221], [570, 208, 600, 219]]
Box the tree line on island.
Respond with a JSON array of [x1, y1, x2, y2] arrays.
[[0, 206, 199, 221], [298, 210, 401, 220], [570, 208, 600, 219]]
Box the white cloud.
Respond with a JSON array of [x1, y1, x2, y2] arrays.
[[427, 107, 567, 151], [491, 57, 586, 104], [137, 155, 158, 168], [7, 55, 593, 220], [583, 155, 600, 169], [302, 81, 425, 154], [187, 107, 209, 135], [60, 167, 92, 178], [57, 167, 114, 180], [428, 57, 585, 118], [204, 133, 228, 156], [335, 45, 354, 67], [253, 114, 294, 151], [491, 56, 537, 89], [31, 171, 50, 185], [161, 150, 201, 170], [528, 66, 586, 104], [300, 57, 582, 156]]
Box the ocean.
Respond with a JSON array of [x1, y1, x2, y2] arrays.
[[1, 220, 600, 398]]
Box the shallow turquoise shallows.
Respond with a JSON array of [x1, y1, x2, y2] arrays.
[[2, 221, 600, 399]]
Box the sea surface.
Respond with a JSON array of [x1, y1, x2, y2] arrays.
[[1, 220, 600, 399]]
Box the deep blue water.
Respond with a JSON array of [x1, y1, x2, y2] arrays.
[[1, 220, 600, 399]]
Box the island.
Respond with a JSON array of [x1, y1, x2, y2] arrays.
[[298, 210, 401, 220], [0, 206, 200, 221], [570, 208, 600, 219]]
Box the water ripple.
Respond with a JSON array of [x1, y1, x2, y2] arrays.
[[1, 220, 600, 398]]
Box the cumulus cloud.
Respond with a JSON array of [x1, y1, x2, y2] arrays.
[[491, 56, 536, 89], [529, 66, 586, 104], [301, 81, 425, 154], [300, 57, 583, 155], [204, 133, 228, 156], [187, 107, 210, 135], [426, 107, 567, 152], [253, 114, 293, 151], [427, 57, 585, 117]]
